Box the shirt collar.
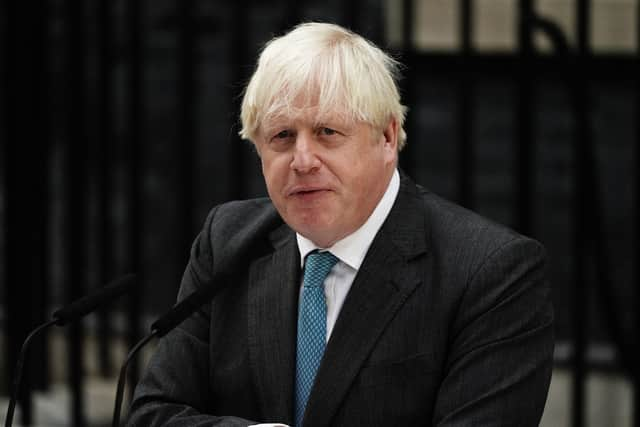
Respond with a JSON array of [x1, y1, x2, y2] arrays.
[[297, 169, 400, 270]]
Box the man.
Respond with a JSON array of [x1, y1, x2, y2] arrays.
[[127, 23, 554, 426]]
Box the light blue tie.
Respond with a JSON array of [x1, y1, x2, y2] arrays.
[[294, 250, 339, 427]]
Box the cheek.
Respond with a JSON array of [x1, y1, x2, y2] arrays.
[[344, 152, 386, 196], [261, 156, 288, 192], [260, 158, 271, 181]]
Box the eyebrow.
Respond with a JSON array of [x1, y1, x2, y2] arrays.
[[261, 110, 356, 133], [314, 116, 355, 132]]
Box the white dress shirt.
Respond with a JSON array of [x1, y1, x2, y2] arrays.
[[249, 169, 400, 427]]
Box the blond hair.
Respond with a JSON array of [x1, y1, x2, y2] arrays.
[[239, 22, 408, 150]]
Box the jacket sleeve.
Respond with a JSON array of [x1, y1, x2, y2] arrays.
[[125, 206, 258, 427], [432, 237, 554, 426]]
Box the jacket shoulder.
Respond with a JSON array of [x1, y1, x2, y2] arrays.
[[204, 197, 282, 248], [417, 185, 539, 250], [186, 198, 284, 281], [409, 184, 546, 287]]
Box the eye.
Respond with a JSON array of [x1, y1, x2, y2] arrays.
[[320, 127, 337, 136], [266, 129, 295, 151], [274, 129, 292, 139]]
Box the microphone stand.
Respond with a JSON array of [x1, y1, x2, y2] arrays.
[[4, 319, 57, 427], [110, 217, 279, 426], [110, 275, 231, 426], [4, 274, 136, 427], [111, 330, 158, 427]]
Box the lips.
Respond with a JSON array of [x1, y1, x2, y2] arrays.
[[287, 186, 329, 196], [286, 185, 333, 203]]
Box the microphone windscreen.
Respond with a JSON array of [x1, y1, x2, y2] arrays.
[[150, 273, 228, 337], [53, 273, 136, 325]]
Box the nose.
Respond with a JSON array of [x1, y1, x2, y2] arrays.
[[290, 132, 321, 173]]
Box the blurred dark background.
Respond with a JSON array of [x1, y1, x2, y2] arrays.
[[0, 0, 638, 426]]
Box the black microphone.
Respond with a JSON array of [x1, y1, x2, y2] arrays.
[[148, 273, 232, 337], [4, 274, 137, 427], [111, 280, 225, 427], [53, 274, 137, 326], [112, 210, 281, 427]]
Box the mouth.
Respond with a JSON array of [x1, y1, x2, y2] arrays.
[[287, 187, 331, 199], [294, 189, 324, 195]]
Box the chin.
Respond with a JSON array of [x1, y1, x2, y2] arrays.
[[291, 221, 337, 246]]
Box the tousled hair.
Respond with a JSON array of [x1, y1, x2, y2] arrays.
[[239, 22, 408, 150]]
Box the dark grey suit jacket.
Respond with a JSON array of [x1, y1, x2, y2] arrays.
[[127, 174, 554, 426]]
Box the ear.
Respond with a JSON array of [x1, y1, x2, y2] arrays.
[[381, 118, 399, 163]]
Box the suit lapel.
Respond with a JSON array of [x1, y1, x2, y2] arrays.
[[303, 174, 428, 427], [247, 225, 300, 424]]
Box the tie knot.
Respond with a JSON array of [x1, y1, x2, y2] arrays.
[[303, 251, 339, 288]]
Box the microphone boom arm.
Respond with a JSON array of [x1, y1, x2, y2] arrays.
[[111, 330, 159, 427], [4, 319, 58, 427]]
